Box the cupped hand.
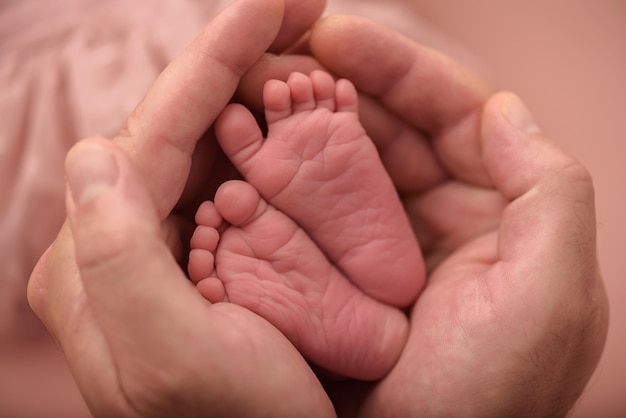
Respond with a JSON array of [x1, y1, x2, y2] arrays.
[[240, 15, 610, 417], [27, 1, 335, 417]]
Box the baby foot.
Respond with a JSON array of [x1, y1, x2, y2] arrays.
[[214, 71, 424, 307], [189, 180, 409, 380]]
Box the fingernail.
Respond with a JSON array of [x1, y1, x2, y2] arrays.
[[66, 143, 119, 205], [501, 93, 542, 135]]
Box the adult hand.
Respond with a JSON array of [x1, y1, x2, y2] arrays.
[[309, 16, 609, 417], [27, 1, 335, 417], [240, 15, 610, 416]]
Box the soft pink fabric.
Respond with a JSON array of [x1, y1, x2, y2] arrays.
[[0, 0, 231, 339]]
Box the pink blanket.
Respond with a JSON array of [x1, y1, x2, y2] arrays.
[[0, 0, 228, 336]]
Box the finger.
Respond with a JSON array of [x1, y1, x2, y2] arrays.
[[115, 0, 285, 219], [30, 137, 197, 415], [64, 139, 205, 359], [270, 0, 326, 52], [482, 92, 608, 311], [357, 94, 447, 193], [483, 92, 608, 412], [310, 15, 489, 134], [237, 53, 324, 111], [310, 15, 493, 186]]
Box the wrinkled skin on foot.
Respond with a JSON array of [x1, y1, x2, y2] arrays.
[[190, 179, 410, 381], [215, 71, 424, 307]]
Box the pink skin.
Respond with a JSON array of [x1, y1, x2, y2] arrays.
[[188, 71, 424, 379], [189, 180, 408, 380], [216, 71, 425, 307]]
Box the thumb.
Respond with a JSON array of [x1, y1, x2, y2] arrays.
[[481, 92, 598, 272], [64, 138, 204, 358], [64, 138, 213, 414], [481, 92, 607, 386]]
